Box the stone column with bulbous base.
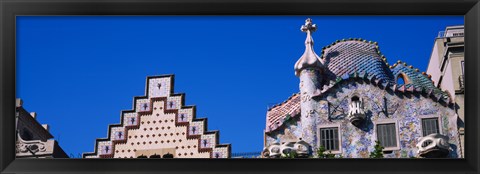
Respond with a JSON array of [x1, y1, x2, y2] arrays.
[[294, 18, 325, 156]]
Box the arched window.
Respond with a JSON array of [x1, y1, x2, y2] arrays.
[[396, 73, 409, 85]]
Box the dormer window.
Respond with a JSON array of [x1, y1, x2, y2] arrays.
[[396, 73, 409, 85]]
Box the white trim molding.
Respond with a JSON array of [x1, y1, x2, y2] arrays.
[[419, 114, 443, 136], [317, 123, 342, 154], [373, 119, 400, 151]]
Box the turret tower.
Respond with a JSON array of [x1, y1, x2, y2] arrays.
[[294, 18, 325, 152]]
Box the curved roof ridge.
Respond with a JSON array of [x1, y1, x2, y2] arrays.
[[320, 38, 389, 65], [321, 38, 395, 84], [389, 60, 432, 79]]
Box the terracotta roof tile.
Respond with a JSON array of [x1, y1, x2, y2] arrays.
[[265, 93, 300, 133]]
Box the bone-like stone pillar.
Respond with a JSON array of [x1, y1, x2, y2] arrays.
[[298, 68, 321, 151]]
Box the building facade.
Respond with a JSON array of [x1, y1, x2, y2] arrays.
[[83, 75, 231, 158], [262, 19, 461, 158], [15, 98, 69, 158], [426, 25, 465, 157]]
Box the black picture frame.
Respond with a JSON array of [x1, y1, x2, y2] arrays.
[[1, 0, 479, 174]]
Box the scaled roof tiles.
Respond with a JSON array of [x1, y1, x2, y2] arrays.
[[265, 93, 300, 133]]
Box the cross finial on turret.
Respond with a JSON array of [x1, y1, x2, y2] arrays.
[[301, 18, 317, 33], [294, 18, 323, 77]]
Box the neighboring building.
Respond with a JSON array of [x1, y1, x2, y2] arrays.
[[426, 25, 465, 157], [83, 75, 231, 158], [262, 19, 461, 158], [15, 98, 69, 158]]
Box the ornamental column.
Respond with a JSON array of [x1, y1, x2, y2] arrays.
[[294, 18, 325, 153]]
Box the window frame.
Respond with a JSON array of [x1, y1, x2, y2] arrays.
[[317, 123, 342, 154], [373, 119, 400, 151], [419, 115, 443, 136]]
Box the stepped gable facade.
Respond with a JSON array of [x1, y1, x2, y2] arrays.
[[83, 75, 231, 158]]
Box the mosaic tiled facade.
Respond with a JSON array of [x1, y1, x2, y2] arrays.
[[83, 75, 231, 158], [263, 19, 461, 158]]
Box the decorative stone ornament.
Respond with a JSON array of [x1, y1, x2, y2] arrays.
[[416, 133, 450, 158], [263, 140, 312, 158], [293, 140, 311, 157], [280, 142, 295, 155], [268, 143, 281, 158], [347, 96, 366, 126], [15, 133, 47, 155]]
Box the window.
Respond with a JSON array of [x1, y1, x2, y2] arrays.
[[461, 60, 464, 75], [319, 127, 339, 151], [397, 76, 405, 85], [396, 73, 409, 85], [422, 118, 439, 136], [376, 123, 397, 148]]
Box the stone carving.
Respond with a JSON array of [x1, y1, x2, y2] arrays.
[[263, 140, 311, 158], [347, 96, 365, 126], [416, 133, 450, 158], [293, 140, 310, 157], [16, 133, 47, 155]]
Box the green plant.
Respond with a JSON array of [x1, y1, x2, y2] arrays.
[[281, 151, 298, 158], [316, 146, 335, 158], [369, 140, 384, 158]]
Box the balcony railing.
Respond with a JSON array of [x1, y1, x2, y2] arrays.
[[459, 75, 464, 90]]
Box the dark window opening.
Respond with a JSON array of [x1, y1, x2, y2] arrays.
[[377, 123, 397, 148], [351, 96, 360, 102], [422, 118, 439, 136], [319, 127, 339, 151]]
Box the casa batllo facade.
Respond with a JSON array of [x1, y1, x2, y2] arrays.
[[262, 19, 461, 158]]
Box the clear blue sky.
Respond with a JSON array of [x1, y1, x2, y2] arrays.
[[16, 16, 463, 157]]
